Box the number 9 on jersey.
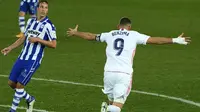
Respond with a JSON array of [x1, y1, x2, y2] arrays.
[[114, 38, 124, 56]]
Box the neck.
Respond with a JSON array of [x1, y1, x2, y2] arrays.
[[119, 27, 129, 30], [37, 16, 46, 21], [118, 25, 130, 30]]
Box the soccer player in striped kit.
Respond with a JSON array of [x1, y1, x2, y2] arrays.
[[1, 1, 57, 112], [16, 0, 39, 38]]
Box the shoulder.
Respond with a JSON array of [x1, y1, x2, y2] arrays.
[[100, 31, 112, 37], [45, 20, 56, 31], [101, 30, 116, 35], [46, 19, 53, 25], [109, 30, 118, 33], [46, 20, 56, 28], [129, 30, 140, 34], [27, 17, 36, 24]]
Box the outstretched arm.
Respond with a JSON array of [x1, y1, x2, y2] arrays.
[[73, 32, 97, 40], [1, 36, 25, 55], [67, 25, 97, 40], [147, 33, 191, 45]]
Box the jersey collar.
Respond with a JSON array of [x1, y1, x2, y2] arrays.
[[36, 16, 48, 23], [119, 28, 128, 31]]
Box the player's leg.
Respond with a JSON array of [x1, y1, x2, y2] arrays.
[[107, 86, 123, 112], [9, 82, 24, 112], [16, 1, 28, 38], [9, 82, 34, 112], [101, 94, 113, 112], [8, 80, 17, 89], [28, 1, 38, 18], [8, 59, 25, 90], [109, 101, 113, 105], [107, 73, 132, 112], [8, 59, 25, 112], [14, 82, 36, 112], [9, 60, 40, 112], [19, 60, 40, 112], [101, 72, 116, 112]]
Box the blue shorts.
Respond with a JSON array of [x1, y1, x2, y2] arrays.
[[19, 0, 38, 15], [9, 59, 40, 86]]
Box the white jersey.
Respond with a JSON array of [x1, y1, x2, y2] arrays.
[[18, 17, 57, 63], [96, 29, 150, 74]]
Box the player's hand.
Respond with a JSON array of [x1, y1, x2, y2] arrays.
[[67, 25, 79, 36], [173, 33, 191, 45], [1, 47, 12, 56], [178, 33, 191, 43], [29, 37, 39, 43]]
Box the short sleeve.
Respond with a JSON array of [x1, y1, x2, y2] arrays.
[[95, 32, 109, 42], [136, 32, 150, 45], [46, 23, 57, 41]]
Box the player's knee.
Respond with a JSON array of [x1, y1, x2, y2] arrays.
[[113, 102, 124, 109], [8, 80, 16, 89], [30, 14, 36, 18], [7, 81, 12, 86], [19, 11, 25, 16], [16, 82, 25, 89], [107, 105, 121, 112]]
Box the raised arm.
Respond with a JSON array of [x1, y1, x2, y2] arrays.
[[1, 36, 25, 55], [73, 32, 97, 40], [147, 33, 191, 45], [67, 25, 97, 40]]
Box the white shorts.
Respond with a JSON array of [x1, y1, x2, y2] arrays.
[[102, 71, 132, 104]]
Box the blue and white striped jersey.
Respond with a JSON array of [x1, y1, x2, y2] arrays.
[[18, 17, 57, 63], [22, 0, 38, 3]]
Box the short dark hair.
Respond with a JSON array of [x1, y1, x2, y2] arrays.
[[37, 0, 48, 7], [119, 17, 131, 25]]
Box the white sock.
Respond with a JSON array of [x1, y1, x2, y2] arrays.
[[19, 16, 25, 33], [23, 90, 32, 102], [107, 105, 121, 112], [11, 88, 24, 111]]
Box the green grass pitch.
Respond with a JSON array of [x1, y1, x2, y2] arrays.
[[0, 0, 200, 111]]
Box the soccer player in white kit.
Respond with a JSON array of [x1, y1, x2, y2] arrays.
[[67, 17, 191, 112]]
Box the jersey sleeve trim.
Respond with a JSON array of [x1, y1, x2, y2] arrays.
[[143, 36, 150, 45], [46, 28, 54, 40], [95, 34, 101, 42]]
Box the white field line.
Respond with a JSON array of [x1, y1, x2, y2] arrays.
[[0, 104, 50, 112], [132, 90, 200, 107], [0, 74, 200, 108]]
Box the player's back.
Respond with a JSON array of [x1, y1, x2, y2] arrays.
[[99, 29, 149, 74]]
